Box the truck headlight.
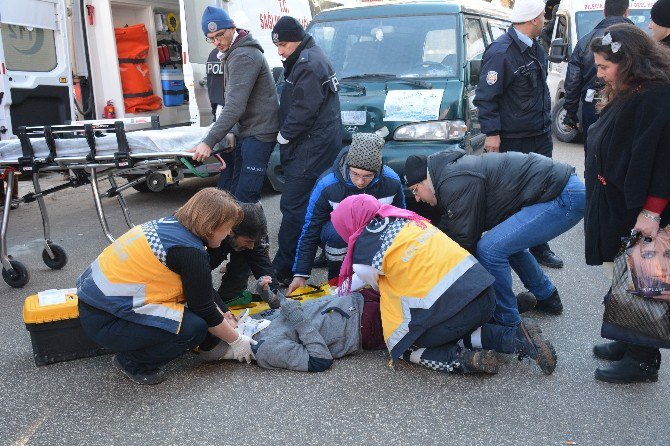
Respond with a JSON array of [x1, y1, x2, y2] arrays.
[[393, 120, 468, 141]]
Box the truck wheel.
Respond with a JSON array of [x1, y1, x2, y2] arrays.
[[551, 98, 581, 143]]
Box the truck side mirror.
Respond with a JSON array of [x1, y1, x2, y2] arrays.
[[468, 59, 481, 86], [549, 38, 569, 63]]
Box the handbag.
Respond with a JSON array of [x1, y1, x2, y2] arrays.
[[602, 231, 670, 347]]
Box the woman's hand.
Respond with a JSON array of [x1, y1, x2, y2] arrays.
[[634, 210, 661, 238], [255, 276, 273, 292], [223, 311, 238, 329]]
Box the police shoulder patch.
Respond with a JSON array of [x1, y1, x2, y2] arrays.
[[486, 71, 498, 85]]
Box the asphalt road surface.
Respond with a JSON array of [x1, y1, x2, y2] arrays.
[[1, 139, 667, 445]]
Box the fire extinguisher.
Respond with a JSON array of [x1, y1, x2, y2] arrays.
[[103, 100, 116, 119]]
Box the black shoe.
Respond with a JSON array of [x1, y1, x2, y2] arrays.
[[534, 290, 564, 315], [594, 353, 659, 383], [532, 248, 564, 268], [516, 291, 537, 314], [112, 354, 165, 385], [593, 341, 627, 361], [515, 319, 557, 375], [312, 250, 328, 268], [459, 348, 500, 374]]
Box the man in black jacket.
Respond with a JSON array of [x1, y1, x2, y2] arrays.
[[270, 16, 342, 285], [649, 0, 670, 47], [562, 0, 632, 147], [404, 151, 585, 330], [474, 0, 564, 269], [214, 202, 278, 306]]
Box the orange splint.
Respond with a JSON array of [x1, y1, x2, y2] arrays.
[[115, 24, 162, 113]]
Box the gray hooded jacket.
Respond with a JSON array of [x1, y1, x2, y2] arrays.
[[252, 293, 364, 372], [202, 32, 279, 148]]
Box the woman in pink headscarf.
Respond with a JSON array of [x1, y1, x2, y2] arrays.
[[331, 194, 558, 375]]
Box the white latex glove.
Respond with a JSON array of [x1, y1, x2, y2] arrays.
[[277, 132, 289, 145], [228, 334, 258, 364]]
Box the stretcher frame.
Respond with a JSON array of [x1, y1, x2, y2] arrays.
[[0, 117, 212, 288]]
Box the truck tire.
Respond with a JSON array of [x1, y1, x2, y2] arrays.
[[551, 97, 581, 143]]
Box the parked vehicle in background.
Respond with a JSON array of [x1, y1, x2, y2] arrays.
[[0, 0, 75, 140], [266, 0, 511, 193], [547, 0, 657, 143]]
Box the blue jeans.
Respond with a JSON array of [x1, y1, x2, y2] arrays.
[[476, 174, 585, 326], [229, 136, 274, 203], [78, 301, 208, 373]]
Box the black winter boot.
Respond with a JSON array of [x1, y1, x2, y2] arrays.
[[516, 291, 537, 314], [534, 290, 564, 315], [594, 348, 660, 384], [593, 341, 627, 361], [515, 319, 557, 375]]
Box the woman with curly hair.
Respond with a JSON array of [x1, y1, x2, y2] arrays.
[[585, 23, 670, 383]]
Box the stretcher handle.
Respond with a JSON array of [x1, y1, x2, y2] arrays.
[[179, 147, 229, 178]]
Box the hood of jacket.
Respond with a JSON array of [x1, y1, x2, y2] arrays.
[[427, 149, 467, 195], [221, 31, 263, 60]]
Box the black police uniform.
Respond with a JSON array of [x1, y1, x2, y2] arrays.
[[272, 35, 342, 280], [563, 16, 632, 148], [474, 26, 552, 157], [206, 48, 234, 191], [474, 26, 562, 267]]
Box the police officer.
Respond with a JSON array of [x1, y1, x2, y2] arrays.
[[562, 0, 632, 149], [191, 6, 279, 204], [270, 16, 342, 285], [649, 0, 670, 47], [205, 47, 235, 191], [474, 0, 563, 269]]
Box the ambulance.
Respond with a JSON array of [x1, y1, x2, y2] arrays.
[[546, 0, 657, 142], [0, 0, 75, 140], [0, 0, 315, 140]]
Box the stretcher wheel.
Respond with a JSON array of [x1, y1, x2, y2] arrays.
[[42, 244, 68, 270], [2, 259, 30, 288]]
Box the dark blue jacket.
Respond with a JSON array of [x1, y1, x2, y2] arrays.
[[563, 16, 632, 118], [292, 148, 405, 276], [474, 27, 550, 138], [278, 36, 342, 179], [206, 48, 225, 106]]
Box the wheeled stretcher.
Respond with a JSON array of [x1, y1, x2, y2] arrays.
[[0, 118, 225, 288]]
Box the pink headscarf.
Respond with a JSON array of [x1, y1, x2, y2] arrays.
[[331, 194, 430, 294]]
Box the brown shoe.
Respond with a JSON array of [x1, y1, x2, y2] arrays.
[[460, 348, 500, 374]]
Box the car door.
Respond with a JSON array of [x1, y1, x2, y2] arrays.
[[463, 16, 487, 154]]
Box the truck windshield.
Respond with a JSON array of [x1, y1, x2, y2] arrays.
[[309, 14, 459, 79], [575, 9, 652, 40]]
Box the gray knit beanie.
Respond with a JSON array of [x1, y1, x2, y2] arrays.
[[346, 133, 385, 174]]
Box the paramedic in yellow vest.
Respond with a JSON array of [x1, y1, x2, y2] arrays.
[[76, 188, 256, 385], [331, 194, 558, 375]]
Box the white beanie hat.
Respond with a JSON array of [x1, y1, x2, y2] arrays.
[[510, 0, 546, 23]]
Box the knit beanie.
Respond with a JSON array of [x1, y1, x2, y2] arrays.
[[510, 0, 546, 23], [651, 0, 670, 28], [201, 6, 235, 35], [271, 16, 306, 43], [346, 133, 384, 174], [403, 155, 428, 186]]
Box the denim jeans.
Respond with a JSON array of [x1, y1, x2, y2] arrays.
[[229, 136, 274, 203], [78, 301, 208, 373], [476, 174, 585, 326]]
